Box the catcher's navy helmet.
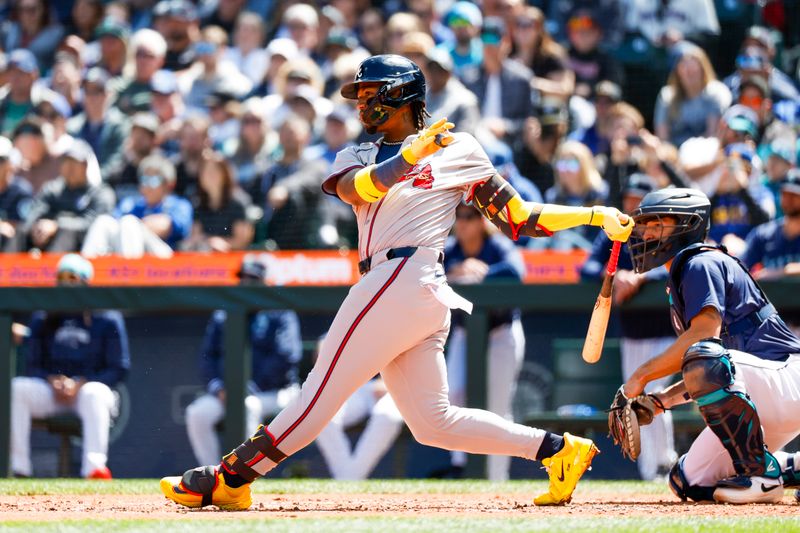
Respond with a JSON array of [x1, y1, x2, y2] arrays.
[[628, 188, 711, 273], [341, 54, 425, 131]]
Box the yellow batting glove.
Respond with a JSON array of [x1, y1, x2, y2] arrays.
[[592, 206, 634, 242], [402, 117, 455, 164]]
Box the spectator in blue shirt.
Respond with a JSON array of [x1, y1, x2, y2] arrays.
[[0, 136, 32, 251], [10, 254, 130, 479], [185, 256, 302, 466], [81, 154, 193, 258]]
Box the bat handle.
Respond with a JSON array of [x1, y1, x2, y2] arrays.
[[607, 241, 622, 276]]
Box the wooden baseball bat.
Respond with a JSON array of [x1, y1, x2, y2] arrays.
[[582, 240, 622, 364]]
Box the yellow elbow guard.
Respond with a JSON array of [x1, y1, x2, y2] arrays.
[[353, 165, 385, 203]]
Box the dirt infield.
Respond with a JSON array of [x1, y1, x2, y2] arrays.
[[2, 491, 800, 521]]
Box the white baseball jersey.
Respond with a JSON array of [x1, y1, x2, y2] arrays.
[[323, 132, 495, 260]]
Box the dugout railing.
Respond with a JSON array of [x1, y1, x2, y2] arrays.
[[1, 279, 799, 478]]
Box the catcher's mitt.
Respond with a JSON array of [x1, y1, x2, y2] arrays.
[[607, 387, 666, 461]]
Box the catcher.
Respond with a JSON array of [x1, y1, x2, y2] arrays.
[[608, 188, 800, 504]]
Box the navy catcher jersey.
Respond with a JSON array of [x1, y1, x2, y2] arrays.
[[667, 248, 800, 360]]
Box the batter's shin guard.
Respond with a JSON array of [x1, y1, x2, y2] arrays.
[[682, 339, 774, 478], [221, 425, 288, 483]]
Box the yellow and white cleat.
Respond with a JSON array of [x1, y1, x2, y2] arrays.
[[160, 465, 252, 511], [534, 433, 599, 506]]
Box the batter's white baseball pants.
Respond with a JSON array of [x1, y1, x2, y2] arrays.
[[681, 351, 800, 486], [185, 385, 300, 466], [315, 381, 404, 479], [244, 250, 548, 477], [446, 319, 526, 481], [10, 376, 117, 477]]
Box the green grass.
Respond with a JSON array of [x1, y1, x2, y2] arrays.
[[1, 480, 797, 532]]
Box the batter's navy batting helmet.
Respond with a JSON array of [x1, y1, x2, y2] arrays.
[[341, 54, 426, 132], [628, 188, 711, 273]]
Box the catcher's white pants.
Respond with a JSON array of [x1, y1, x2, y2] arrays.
[[245, 254, 547, 477], [315, 380, 404, 479], [446, 319, 525, 481], [185, 385, 300, 466], [621, 337, 678, 480], [82, 214, 173, 258], [682, 351, 800, 487], [10, 377, 117, 477]]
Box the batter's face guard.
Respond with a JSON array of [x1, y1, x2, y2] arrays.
[[341, 54, 426, 133], [628, 188, 711, 273]]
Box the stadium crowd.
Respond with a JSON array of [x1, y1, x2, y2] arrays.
[[4, 0, 800, 480], [0, 0, 796, 262]]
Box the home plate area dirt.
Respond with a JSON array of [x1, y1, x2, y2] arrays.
[[2, 492, 800, 520]]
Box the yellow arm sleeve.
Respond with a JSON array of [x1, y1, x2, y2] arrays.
[[536, 204, 605, 232]]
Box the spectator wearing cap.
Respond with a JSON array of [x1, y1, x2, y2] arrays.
[[11, 117, 60, 194], [580, 172, 678, 480], [463, 17, 533, 144], [172, 114, 211, 198], [223, 97, 275, 193], [422, 47, 480, 137], [407, 0, 450, 45], [319, 27, 363, 95], [148, 69, 186, 157], [742, 169, 800, 286], [0, 135, 33, 251], [113, 29, 168, 115], [735, 75, 797, 165], [568, 80, 621, 156], [258, 114, 328, 249], [153, 0, 200, 72], [0, 49, 46, 136], [654, 43, 731, 148], [81, 153, 192, 258], [11, 253, 130, 479], [565, 9, 624, 100], [279, 3, 320, 57], [67, 68, 130, 181], [0, 0, 65, 74], [708, 142, 774, 253], [546, 1, 624, 49], [200, 0, 246, 36], [206, 89, 244, 151], [185, 255, 301, 466], [181, 150, 254, 252], [184, 25, 252, 114], [91, 17, 131, 79], [223, 12, 269, 86], [510, 6, 574, 100], [305, 106, 360, 248], [723, 44, 799, 104], [440, 1, 483, 81], [66, 0, 104, 43], [106, 112, 161, 201], [34, 90, 74, 157], [249, 37, 299, 98], [762, 138, 796, 219], [19, 139, 114, 252], [513, 104, 568, 194], [262, 57, 328, 132]]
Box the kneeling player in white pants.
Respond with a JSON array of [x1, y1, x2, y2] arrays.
[[316, 378, 404, 479]]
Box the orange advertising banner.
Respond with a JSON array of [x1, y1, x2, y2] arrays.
[[0, 249, 589, 286]]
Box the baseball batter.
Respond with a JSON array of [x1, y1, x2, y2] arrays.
[[160, 54, 633, 510], [618, 188, 800, 504]]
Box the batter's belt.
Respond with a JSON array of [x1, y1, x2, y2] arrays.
[[358, 246, 444, 275]]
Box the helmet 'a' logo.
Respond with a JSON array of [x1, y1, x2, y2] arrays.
[[356, 65, 365, 79], [402, 163, 434, 189]]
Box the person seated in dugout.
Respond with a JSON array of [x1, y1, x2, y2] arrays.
[[10, 254, 130, 479]]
